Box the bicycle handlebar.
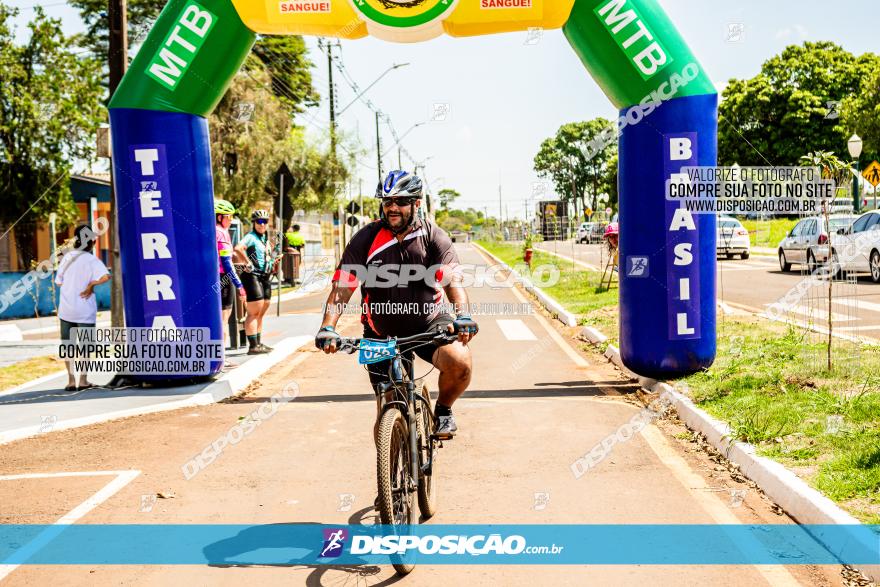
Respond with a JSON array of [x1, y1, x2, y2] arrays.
[[337, 326, 457, 354]]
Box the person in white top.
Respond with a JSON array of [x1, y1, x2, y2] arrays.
[[55, 225, 110, 391]]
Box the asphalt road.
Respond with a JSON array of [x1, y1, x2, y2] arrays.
[[536, 240, 880, 340], [0, 243, 847, 585]]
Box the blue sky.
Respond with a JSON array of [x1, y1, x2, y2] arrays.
[[8, 0, 878, 218]]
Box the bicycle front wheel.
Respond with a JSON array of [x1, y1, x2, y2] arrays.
[[416, 383, 437, 519], [376, 407, 416, 575]]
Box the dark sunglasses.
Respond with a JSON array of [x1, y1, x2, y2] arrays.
[[382, 197, 415, 208], [254, 219, 269, 225]]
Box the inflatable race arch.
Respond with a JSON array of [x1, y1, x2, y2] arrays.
[[109, 0, 718, 379]]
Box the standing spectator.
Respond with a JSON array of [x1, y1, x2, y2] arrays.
[[236, 210, 277, 354], [216, 199, 246, 354], [285, 223, 305, 251], [55, 224, 110, 391]]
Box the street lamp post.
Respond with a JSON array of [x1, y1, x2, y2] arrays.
[[338, 63, 410, 116], [848, 134, 863, 213], [382, 121, 426, 164]]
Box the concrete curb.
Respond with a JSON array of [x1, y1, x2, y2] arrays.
[[472, 243, 578, 328], [0, 335, 313, 446], [585, 328, 879, 582], [579, 326, 607, 344]]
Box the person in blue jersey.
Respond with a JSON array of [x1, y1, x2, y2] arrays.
[[236, 209, 279, 354]]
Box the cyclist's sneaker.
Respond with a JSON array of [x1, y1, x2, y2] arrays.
[[247, 346, 270, 355], [435, 413, 457, 439]]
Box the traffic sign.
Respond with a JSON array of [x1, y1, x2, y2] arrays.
[[585, 207, 593, 218], [346, 215, 359, 228], [346, 201, 361, 215], [273, 162, 294, 195], [863, 161, 880, 188]]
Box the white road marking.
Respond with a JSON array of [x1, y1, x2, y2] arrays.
[[831, 297, 880, 314], [496, 319, 538, 341], [0, 470, 141, 580], [471, 245, 589, 368], [763, 303, 857, 322]]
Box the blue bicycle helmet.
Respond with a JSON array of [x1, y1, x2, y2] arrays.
[[376, 170, 424, 200]]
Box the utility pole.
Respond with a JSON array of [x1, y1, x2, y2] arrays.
[[498, 184, 503, 230], [375, 111, 383, 182], [108, 0, 127, 329], [321, 39, 340, 159], [398, 146, 402, 170], [358, 178, 364, 229]]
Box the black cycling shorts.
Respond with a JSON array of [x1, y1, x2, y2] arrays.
[[362, 313, 454, 389], [220, 277, 235, 310], [242, 272, 273, 302]]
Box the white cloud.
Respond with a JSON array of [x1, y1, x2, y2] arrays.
[[775, 24, 808, 41]]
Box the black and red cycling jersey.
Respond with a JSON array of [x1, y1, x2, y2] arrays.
[[332, 219, 460, 337]]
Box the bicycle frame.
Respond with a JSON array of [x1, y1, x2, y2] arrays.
[[376, 346, 434, 491], [340, 329, 451, 488]]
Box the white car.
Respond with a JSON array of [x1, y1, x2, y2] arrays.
[[830, 210, 880, 282], [576, 222, 603, 244], [716, 217, 751, 259]]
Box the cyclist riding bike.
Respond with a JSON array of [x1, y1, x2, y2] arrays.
[[315, 170, 478, 438], [236, 209, 278, 355]]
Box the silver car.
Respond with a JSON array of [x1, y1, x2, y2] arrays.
[[831, 211, 880, 282], [777, 215, 856, 272], [716, 217, 751, 259]]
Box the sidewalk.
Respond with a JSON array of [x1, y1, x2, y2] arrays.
[[0, 311, 322, 445]]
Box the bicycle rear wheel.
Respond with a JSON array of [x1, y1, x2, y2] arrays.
[[376, 407, 416, 575], [415, 383, 437, 519]]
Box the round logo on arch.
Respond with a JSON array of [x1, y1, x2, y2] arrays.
[[350, 0, 457, 29]]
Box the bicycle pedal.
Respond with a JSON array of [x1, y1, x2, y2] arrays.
[[432, 432, 453, 441]]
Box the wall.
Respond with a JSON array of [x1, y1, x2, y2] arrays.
[[0, 271, 111, 320]]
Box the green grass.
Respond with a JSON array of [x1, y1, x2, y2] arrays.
[[479, 239, 880, 521], [739, 218, 798, 249], [476, 240, 618, 330], [678, 316, 880, 523], [0, 356, 65, 392]]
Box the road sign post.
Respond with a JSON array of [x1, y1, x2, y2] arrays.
[[274, 163, 293, 317], [863, 161, 880, 210]]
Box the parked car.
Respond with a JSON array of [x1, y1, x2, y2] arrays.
[[829, 210, 880, 282], [576, 222, 605, 244], [716, 217, 751, 259], [576, 222, 593, 244], [777, 215, 856, 272]]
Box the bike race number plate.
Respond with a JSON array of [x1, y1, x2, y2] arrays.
[[358, 339, 398, 365]]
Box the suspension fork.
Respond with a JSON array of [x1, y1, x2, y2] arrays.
[[406, 380, 420, 487]]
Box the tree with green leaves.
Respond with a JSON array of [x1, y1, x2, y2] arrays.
[[70, 0, 320, 113], [841, 68, 880, 164], [211, 62, 347, 224], [533, 118, 616, 217], [719, 42, 880, 166], [437, 188, 460, 210], [0, 4, 105, 266]]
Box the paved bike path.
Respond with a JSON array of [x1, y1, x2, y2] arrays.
[[0, 244, 841, 586]]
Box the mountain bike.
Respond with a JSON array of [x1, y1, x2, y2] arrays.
[[336, 326, 456, 574]]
